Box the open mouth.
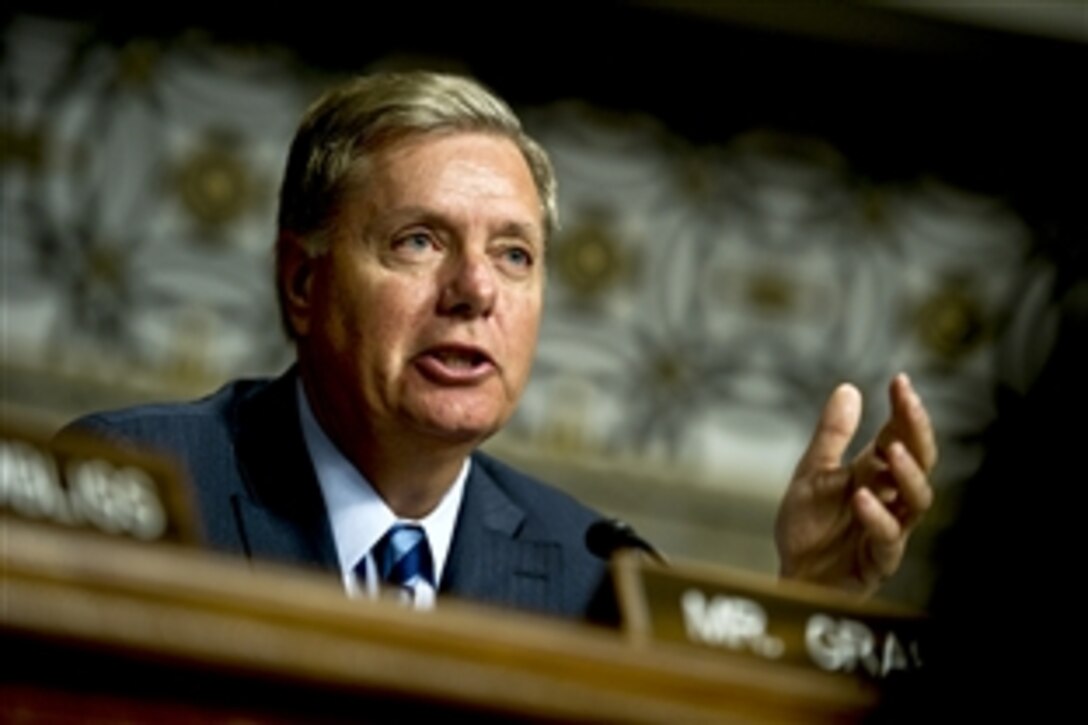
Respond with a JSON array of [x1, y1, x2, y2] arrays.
[[430, 348, 489, 369], [415, 345, 495, 383]]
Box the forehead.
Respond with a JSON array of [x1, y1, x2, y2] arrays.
[[352, 132, 545, 237]]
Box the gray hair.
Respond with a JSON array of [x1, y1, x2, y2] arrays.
[[277, 70, 558, 249]]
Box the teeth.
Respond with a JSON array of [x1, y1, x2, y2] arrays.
[[435, 351, 479, 368]]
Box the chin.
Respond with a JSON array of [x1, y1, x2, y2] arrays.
[[407, 408, 501, 442], [407, 396, 511, 446], [416, 424, 499, 450]]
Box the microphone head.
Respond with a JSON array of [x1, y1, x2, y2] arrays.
[[585, 518, 666, 563]]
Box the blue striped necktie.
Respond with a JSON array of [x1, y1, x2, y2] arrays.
[[371, 523, 434, 603]]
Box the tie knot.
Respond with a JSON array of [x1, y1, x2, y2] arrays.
[[373, 523, 434, 590]]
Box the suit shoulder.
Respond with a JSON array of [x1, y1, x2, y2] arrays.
[[471, 450, 603, 529], [57, 376, 273, 453]]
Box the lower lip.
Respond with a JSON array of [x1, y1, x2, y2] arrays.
[[414, 354, 495, 385]]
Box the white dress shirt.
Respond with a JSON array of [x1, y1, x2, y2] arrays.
[[296, 382, 467, 609]]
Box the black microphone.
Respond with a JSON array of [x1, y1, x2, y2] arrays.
[[585, 518, 668, 564]]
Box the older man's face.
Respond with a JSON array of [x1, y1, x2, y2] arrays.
[[290, 131, 545, 453]]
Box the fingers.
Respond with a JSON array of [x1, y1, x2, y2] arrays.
[[846, 374, 935, 530], [853, 486, 902, 544], [860, 373, 937, 505], [852, 487, 907, 583], [879, 373, 939, 473], [851, 436, 933, 584], [886, 441, 933, 527], [860, 375, 936, 518], [795, 383, 862, 482]]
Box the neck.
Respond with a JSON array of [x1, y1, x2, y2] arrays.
[[353, 439, 468, 519], [298, 371, 472, 519]]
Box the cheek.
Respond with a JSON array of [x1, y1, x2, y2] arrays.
[[313, 268, 384, 361], [357, 281, 434, 356]]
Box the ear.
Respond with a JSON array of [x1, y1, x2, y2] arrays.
[[278, 232, 317, 337]]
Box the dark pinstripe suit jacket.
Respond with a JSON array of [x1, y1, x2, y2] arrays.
[[64, 369, 616, 624]]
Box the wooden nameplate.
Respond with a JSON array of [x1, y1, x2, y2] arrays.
[[1, 416, 200, 545], [613, 550, 928, 683]]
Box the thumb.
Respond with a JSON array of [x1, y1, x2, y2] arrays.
[[795, 383, 863, 478]]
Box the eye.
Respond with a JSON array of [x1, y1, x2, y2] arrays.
[[501, 246, 533, 269], [391, 231, 436, 255]]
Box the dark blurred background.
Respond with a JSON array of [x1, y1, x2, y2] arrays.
[[3, 2, 1085, 618]]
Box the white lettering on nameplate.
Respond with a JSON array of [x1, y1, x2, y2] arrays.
[[1, 440, 168, 540], [681, 589, 785, 659], [805, 614, 922, 678], [1, 439, 70, 519]]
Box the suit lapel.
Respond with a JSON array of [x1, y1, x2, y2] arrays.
[[230, 369, 339, 574], [225, 370, 567, 609], [441, 458, 564, 614]]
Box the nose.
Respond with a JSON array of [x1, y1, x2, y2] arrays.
[[438, 249, 497, 319]]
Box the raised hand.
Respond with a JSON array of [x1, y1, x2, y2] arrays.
[[774, 374, 937, 596]]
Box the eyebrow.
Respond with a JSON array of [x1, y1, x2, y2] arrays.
[[494, 220, 544, 246]]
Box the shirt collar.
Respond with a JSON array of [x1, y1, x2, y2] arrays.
[[295, 380, 467, 594]]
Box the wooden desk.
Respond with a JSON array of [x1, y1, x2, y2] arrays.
[[2, 519, 880, 723]]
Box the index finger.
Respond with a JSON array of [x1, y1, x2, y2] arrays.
[[795, 382, 862, 478]]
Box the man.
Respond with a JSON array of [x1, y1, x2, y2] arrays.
[[63, 71, 936, 622]]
